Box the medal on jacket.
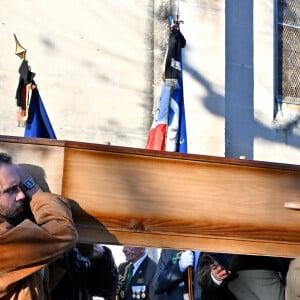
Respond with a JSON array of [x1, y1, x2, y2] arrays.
[[120, 290, 125, 298], [132, 285, 146, 299]]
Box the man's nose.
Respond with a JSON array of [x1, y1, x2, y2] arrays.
[[16, 188, 25, 201]]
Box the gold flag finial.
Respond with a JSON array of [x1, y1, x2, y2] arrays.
[[14, 33, 26, 60]]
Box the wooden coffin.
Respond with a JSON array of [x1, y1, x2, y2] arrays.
[[1, 135, 300, 258]]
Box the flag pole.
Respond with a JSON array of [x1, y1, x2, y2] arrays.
[[175, 5, 193, 297], [176, 0, 180, 24], [187, 265, 194, 300]]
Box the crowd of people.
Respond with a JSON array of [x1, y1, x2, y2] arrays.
[[0, 152, 299, 300]]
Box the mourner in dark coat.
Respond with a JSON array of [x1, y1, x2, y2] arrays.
[[50, 243, 118, 300], [198, 252, 236, 300], [153, 249, 202, 299], [116, 246, 160, 300]]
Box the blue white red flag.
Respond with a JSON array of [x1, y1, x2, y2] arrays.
[[146, 16, 187, 152], [14, 58, 56, 139]]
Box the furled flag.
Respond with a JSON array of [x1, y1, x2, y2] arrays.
[[23, 87, 57, 139], [146, 16, 187, 152], [14, 34, 56, 139]]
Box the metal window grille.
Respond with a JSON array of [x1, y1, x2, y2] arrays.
[[277, 0, 300, 104]]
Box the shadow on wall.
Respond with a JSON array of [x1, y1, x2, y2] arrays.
[[183, 0, 300, 160]]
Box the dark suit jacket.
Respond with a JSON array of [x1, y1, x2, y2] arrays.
[[198, 252, 236, 300], [153, 249, 202, 300], [117, 256, 159, 300]]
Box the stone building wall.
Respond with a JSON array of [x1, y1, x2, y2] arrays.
[[1, 1, 300, 164]]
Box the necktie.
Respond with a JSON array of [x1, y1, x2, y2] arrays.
[[125, 263, 134, 290]]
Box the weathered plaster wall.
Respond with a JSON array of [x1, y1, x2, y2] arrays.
[[181, 0, 225, 156], [225, 0, 300, 164], [0, 0, 225, 157], [1, 0, 300, 165], [0, 0, 155, 147]]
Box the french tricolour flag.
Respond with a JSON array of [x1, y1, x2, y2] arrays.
[[146, 16, 187, 153]]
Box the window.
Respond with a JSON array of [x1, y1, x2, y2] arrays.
[[277, 0, 300, 106]]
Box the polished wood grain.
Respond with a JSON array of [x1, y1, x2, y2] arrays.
[[1, 135, 300, 257]]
